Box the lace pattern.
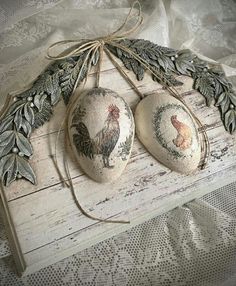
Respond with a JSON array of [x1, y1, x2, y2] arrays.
[[1, 183, 236, 285]]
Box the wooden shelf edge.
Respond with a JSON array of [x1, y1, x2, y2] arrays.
[[18, 168, 236, 276], [0, 183, 26, 277]]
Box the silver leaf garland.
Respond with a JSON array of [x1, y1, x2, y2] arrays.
[[106, 39, 236, 134], [0, 39, 235, 186], [0, 53, 92, 186]]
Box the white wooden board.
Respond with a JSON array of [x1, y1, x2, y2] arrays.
[[1, 55, 236, 276]]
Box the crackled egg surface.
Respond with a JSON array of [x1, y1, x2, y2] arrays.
[[68, 87, 134, 183], [135, 93, 201, 174]]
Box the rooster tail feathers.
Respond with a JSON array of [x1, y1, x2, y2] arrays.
[[72, 122, 94, 159]]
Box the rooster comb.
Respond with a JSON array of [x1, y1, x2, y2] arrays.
[[108, 104, 120, 113]]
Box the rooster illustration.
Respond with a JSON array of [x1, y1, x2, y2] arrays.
[[171, 115, 192, 150], [72, 104, 120, 168]]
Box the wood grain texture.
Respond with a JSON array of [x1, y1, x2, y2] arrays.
[[1, 55, 236, 276]]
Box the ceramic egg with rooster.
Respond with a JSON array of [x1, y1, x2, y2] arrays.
[[68, 87, 134, 183]]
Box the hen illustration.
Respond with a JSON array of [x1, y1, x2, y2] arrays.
[[72, 104, 120, 168], [171, 115, 192, 150]]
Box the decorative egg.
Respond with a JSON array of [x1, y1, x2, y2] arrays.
[[68, 87, 134, 183], [135, 93, 201, 174]]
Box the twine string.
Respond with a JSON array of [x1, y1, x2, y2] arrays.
[[0, 1, 209, 224], [108, 1, 143, 37], [46, 1, 143, 61], [104, 46, 144, 99], [63, 116, 130, 224], [39, 0, 210, 222], [108, 1, 143, 40], [52, 41, 131, 224], [106, 40, 210, 168], [95, 43, 104, 88]]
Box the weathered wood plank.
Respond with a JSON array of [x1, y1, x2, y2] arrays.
[[2, 54, 235, 276], [6, 89, 225, 202], [22, 163, 236, 275], [8, 122, 235, 255]]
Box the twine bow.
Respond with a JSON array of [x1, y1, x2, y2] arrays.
[[46, 1, 146, 95], [0, 1, 210, 225], [47, 1, 210, 224], [48, 2, 148, 226], [46, 1, 143, 60], [45, 1, 199, 103]]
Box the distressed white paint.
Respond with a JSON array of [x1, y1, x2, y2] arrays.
[[1, 54, 235, 276]]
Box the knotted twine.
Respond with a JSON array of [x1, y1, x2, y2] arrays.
[[47, 1, 210, 224], [0, 1, 210, 225], [49, 2, 145, 224]]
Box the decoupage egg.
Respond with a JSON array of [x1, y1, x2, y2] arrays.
[[135, 93, 201, 174], [68, 87, 134, 183]]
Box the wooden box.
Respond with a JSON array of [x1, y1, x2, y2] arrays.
[[1, 55, 235, 276]]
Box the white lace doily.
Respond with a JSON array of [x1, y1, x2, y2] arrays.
[[1, 182, 236, 285]]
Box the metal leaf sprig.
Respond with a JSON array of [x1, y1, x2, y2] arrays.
[[0, 52, 96, 186], [106, 38, 236, 133], [0, 1, 235, 187], [0, 1, 191, 187]]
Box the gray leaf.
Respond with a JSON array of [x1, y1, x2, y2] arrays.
[[122, 57, 132, 70], [229, 93, 236, 106], [21, 118, 32, 137], [215, 92, 227, 106], [16, 132, 33, 156], [7, 101, 25, 115], [175, 62, 187, 75], [107, 39, 177, 79], [14, 109, 23, 130], [24, 103, 35, 125], [0, 132, 15, 157], [50, 87, 61, 106], [130, 60, 144, 81], [0, 143, 15, 157], [194, 75, 214, 106], [16, 156, 36, 184], [213, 73, 230, 87], [6, 156, 18, 186], [44, 74, 55, 95], [0, 130, 15, 147], [220, 97, 230, 114], [0, 154, 15, 180], [157, 55, 175, 72], [34, 92, 47, 111], [213, 78, 224, 96], [59, 53, 89, 104], [116, 47, 123, 58], [175, 60, 195, 75], [0, 116, 14, 133], [157, 56, 168, 71], [33, 99, 53, 129], [48, 72, 63, 105], [225, 109, 236, 133], [174, 51, 195, 75]]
